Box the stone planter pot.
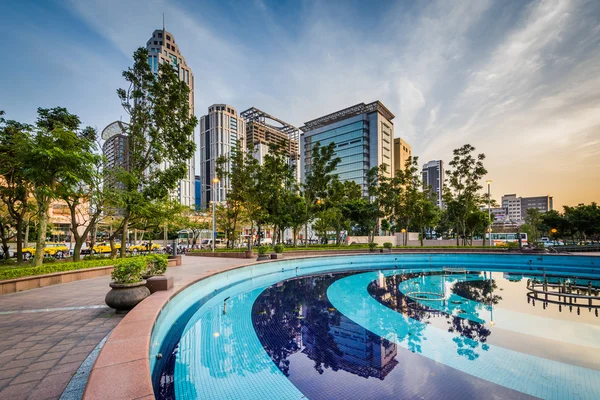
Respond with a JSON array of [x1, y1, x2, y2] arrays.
[[105, 281, 150, 314], [168, 255, 182, 266], [145, 275, 174, 294], [257, 254, 270, 261], [271, 253, 284, 259]]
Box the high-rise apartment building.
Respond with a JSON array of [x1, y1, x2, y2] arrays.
[[199, 104, 246, 210], [502, 194, 553, 223], [422, 160, 444, 208], [300, 101, 395, 196], [101, 121, 129, 190], [393, 138, 412, 174], [240, 107, 301, 181], [145, 28, 195, 207]]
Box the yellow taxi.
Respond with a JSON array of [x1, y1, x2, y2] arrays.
[[22, 242, 69, 258], [129, 243, 162, 253], [88, 242, 121, 254]]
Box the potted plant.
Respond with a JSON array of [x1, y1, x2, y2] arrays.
[[143, 254, 172, 293], [272, 244, 285, 259], [383, 242, 393, 253], [257, 245, 271, 261], [142, 254, 168, 279], [368, 242, 378, 253], [105, 258, 151, 313]]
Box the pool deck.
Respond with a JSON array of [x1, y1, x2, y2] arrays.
[[0, 256, 250, 400]]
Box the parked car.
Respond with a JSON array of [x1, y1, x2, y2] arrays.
[[129, 242, 162, 253], [22, 242, 69, 259], [80, 242, 121, 255]]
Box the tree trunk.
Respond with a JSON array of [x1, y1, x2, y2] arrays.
[[15, 218, 23, 264], [33, 203, 49, 267], [120, 214, 129, 258], [24, 219, 30, 249], [109, 237, 117, 259]]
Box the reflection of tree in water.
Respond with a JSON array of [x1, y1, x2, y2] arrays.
[[252, 274, 345, 376], [368, 273, 492, 361], [452, 277, 503, 305]]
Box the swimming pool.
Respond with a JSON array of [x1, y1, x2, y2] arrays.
[[150, 254, 600, 399]]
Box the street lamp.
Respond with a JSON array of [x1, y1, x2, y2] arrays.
[[486, 180, 492, 246], [212, 177, 220, 253]]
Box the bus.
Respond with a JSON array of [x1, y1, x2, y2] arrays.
[[486, 232, 527, 246]]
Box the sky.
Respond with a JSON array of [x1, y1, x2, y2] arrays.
[[1, 0, 599, 209]]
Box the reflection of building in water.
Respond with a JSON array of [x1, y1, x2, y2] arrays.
[[302, 311, 398, 379]]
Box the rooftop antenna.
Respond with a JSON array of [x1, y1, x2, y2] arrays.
[[162, 13, 165, 32]]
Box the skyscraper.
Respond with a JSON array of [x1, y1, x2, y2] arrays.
[[393, 137, 412, 174], [422, 160, 444, 208], [300, 101, 395, 196], [240, 107, 300, 181], [145, 28, 195, 207], [101, 120, 129, 191], [199, 104, 246, 210]]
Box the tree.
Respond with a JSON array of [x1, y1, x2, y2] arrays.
[[112, 48, 197, 257], [540, 210, 571, 243], [412, 194, 440, 246], [302, 142, 341, 246], [287, 194, 307, 246], [21, 108, 99, 266], [0, 203, 16, 259], [523, 208, 543, 245], [56, 128, 106, 261], [443, 144, 488, 246], [216, 142, 254, 248], [258, 145, 298, 244], [564, 203, 600, 243], [0, 114, 32, 263]]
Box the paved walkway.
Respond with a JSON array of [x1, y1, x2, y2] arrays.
[[0, 256, 249, 400]]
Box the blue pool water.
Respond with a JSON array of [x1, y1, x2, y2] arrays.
[[150, 254, 600, 399]]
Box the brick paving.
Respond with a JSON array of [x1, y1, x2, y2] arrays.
[[0, 255, 249, 400]]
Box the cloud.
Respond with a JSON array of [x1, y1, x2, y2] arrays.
[[5, 0, 599, 208]]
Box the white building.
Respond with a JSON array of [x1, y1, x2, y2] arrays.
[[145, 28, 195, 207], [198, 104, 246, 210]]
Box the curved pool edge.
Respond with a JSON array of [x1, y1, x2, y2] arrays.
[[82, 258, 261, 400], [81, 252, 599, 400]]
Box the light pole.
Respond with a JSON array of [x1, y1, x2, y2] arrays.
[[212, 177, 220, 253], [486, 180, 492, 246]]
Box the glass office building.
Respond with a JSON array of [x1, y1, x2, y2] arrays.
[[300, 101, 395, 195]]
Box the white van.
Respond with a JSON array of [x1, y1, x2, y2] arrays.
[[199, 239, 226, 250]]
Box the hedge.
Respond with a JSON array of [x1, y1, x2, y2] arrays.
[[0, 256, 157, 281]]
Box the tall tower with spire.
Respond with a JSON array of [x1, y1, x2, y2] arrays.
[[145, 27, 195, 206]]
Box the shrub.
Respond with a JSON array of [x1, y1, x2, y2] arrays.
[[111, 258, 147, 284], [274, 244, 285, 254], [383, 242, 393, 249], [0, 255, 157, 281], [257, 246, 270, 255], [368, 242, 378, 250], [145, 254, 168, 276], [506, 242, 521, 249]]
